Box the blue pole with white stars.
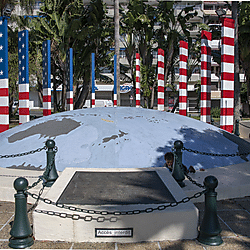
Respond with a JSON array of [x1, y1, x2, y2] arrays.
[[18, 30, 30, 124], [0, 16, 9, 132]]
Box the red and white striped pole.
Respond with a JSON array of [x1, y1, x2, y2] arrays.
[[136, 53, 140, 108], [220, 18, 235, 133], [179, 41, 188, 116], [157, 48, 164, 111], [200, 31, 212, 123], [0, 17, 9, 132]]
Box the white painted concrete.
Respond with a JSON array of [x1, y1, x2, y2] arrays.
[[0, 107, 249, 172], [33, 167, 199, 243]]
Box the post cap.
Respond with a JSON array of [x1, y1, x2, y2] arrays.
[[174, 140, 183, 150], [46, 139, 55, 149], [204, 175, 218, 189], [14, 177, 28, 191]]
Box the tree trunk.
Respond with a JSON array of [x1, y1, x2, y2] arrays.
[[233, 2, 241, 125], [74, 82, 90, 109]]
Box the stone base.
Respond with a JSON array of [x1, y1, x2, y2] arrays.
[[33, 167, 198, 243]]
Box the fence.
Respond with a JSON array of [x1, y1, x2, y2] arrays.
[[2, 139, 246, 247]]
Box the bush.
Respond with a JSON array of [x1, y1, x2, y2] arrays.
[[211, 107, 220, 118]]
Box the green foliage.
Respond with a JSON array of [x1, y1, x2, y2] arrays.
[[211, 107, 221, 118]]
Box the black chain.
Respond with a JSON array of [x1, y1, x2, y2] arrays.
[[26, 189, 206, 220], [185, 173, 205, 189], [0, 146, 47, 159], [34, 209, 118, 223], [27, 184, 45, 213], [183, 146, 250, 157]]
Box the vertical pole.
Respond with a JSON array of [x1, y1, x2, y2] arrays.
[[200, 30, 212, 123], [136, 53, 141, 108], [114, 54, 117, 107], [43, 139, 58, 187], [179, 41, 188, 116], [42, 40, 51, 116], [220, 18, 235, 133], [172, 140, 185, 188], [18, 30, 30, 124], [9, 177, 34, 248], [157, 48, 164, 111], [114, 0, 120, 106], [66, 48, 73, 111], [91, 53, 95, 108], [198, 175, 223, 246], [0, 17, 9, 133]]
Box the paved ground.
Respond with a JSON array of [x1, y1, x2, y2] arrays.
[[0, 197, 250, 249]]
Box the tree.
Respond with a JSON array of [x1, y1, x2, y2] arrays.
[[68, 0, 113, 109], [239, 2, 250, 116], [0, 0, 36, 17], [121, 0, 157, 108]]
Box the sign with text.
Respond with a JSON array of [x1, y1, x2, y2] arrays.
[[95, 228, 133, 238]]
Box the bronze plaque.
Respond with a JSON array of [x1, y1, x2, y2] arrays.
[[57, 171, 176, 205]]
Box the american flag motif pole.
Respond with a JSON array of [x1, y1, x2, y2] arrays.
[[179, 41, 188, 116], [114, 54, 117, 107], [18, 30, 29, 124], [157, 48, 164, 111], [0, 17, 9, 132], [220, 18, 235, 133], [91, 53, 95, 108], [200, 31, 212, 123], [66, 48, 73, 111], [42, 40, 51, 116], [136, 53, 140, 108]]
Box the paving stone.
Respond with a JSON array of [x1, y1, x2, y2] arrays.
[[0, 213, 14, 225], [117, 241, 159, 250], [0, 203, 14, 213], [226, 222, 250, 237], [216, 199, 243, 211], [205, 237, 250, 249], [0, 241, 10, 249], [218, 209, 250, 222], [159, 239, 204, 250], [73, 242, 115, 249], [32, 240, 72, 249], [0, 222, 12, 239]]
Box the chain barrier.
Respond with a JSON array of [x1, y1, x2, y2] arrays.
[[183, 146, 250, 157], [0, 146, 47, 159], [239, 122, 250, 130], [185, 173, 205, 189], [25, 189, 206, 222]]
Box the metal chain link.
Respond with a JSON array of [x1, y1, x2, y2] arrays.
[[0, 146, 47, 159], [26, 189, 206, 220], [183, 146, 250, 157], [185, 173, 205, 189], [27, 184, 45, 213], [34, 209, 119, 223]]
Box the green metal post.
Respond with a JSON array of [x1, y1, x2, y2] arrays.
[[9, 177, 34, 249], [43, 139, 58, 187], [197, 175, 223, 246], [172, 140, 185, 188], [234, 119, 240, 136]]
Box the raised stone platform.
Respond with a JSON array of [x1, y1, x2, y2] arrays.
[[33, 167, 198, 243]]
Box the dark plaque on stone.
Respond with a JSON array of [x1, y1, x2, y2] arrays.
[[57, 171, 176, 205]]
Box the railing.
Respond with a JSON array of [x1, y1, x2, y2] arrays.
[[4, 139, 225, 248]]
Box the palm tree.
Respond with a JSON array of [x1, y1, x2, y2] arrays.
[[0, 0, 36, 16]]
